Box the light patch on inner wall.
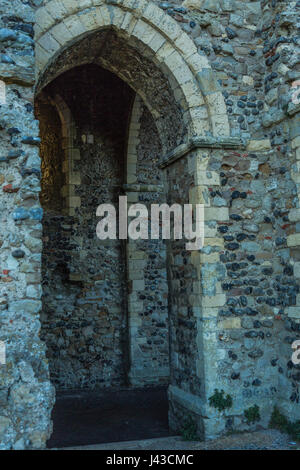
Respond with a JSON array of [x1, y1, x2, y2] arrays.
[[35, 97, 65, 213]]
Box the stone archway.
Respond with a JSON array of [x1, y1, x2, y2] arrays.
[[36, 64, 137, 391], [2, 0, 300, 451], [32, 0, 235, 444], [34, 0, 230, 142]]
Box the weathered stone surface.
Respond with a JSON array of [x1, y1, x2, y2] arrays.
[[0, 0, 300, 450], [0, 66, 35, 86]]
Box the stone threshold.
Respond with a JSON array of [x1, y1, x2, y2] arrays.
[[54, 436, 182, 451]]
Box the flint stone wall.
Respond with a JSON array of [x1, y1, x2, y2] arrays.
[[0, 0, 299, 449]]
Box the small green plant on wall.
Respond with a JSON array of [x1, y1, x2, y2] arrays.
[[209, 389, 233, 412], [244, 405, 260, 425], [181, 416, 199, 441], [269, 406, 300, 440]]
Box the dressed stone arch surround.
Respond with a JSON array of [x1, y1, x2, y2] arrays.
[[34, 0, 230, 142], [26, 0, 264, 445], [31, 0, 247, 442]]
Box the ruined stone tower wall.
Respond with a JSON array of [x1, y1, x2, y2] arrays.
[[0, 0, 55, 450], [0, 0, 299, 449]]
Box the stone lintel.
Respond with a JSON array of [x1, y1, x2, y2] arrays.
[[159, 136, 247, 169]]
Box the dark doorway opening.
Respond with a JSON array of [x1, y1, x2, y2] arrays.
[[37, 63, 171, 449], [47, 387, 169, 448]]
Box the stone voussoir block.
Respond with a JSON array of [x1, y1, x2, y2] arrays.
[[35, 8, 55, 36], [38, 33, 61, 57], [44, 0, 68, 23], [196, 68, 221, 96], [63, 15, 87, 38], [50, 22, 73, 45]]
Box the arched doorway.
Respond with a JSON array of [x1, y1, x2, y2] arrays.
[[32, 0, 231, 446], [36, 64, 135, 390], [35, 62, 173, 445], [36, 58, 172, 386]]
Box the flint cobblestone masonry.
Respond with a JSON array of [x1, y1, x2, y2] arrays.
[[0, 0, 299, 449]]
